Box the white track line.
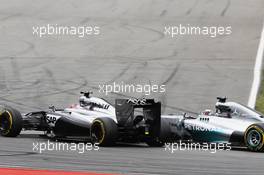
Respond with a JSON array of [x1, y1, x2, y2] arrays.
[[248, 23, 264, 108]]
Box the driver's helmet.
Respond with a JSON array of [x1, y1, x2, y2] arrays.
[[215, 103, 231, 114]]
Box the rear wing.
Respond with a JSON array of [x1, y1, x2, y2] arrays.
[[115, 99, 161, 136]]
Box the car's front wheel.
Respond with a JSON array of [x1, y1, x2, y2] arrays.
[[0, 106, 23, 137], [146, 138, 164, 147], [244, 123, 264, 152]]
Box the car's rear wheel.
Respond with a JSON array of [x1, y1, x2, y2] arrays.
[[244, 124, 264, 152], [90, 118, 118, 146], [146, 138, 164, 147], [0, 106, 23, 137]]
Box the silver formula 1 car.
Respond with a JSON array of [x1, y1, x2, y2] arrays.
[[161, 97, 264, 152], [0, 92, 175, 146]]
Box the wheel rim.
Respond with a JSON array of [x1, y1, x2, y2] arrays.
[[91, 121, 105, 144], [0, 112, 12, 135], [247, 129, 262, 147]]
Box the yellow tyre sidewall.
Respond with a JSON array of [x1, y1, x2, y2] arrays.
[[244, 125, 264, 151], [0, 111, 13, 135], [92, 119, 106, 144]]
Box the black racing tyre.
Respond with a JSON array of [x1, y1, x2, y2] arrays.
[[159, 118, 173, 142], [146, 118, 172, 147], [0, 106, 23, 137], [90, 118, 118, 146], [244, 123, 264, 152], [146, 138, 164, 147]]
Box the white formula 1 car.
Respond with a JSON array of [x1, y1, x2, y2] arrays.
[[0, 92, 175, 146]]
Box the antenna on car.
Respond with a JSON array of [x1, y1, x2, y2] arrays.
[[217, 96, 227, 103], [80, 91, 93, 98]]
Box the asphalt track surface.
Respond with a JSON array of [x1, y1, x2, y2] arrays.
[[0, 0, 264, 174]]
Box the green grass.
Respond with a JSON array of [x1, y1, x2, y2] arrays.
[[256, 70, 264, 114]]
